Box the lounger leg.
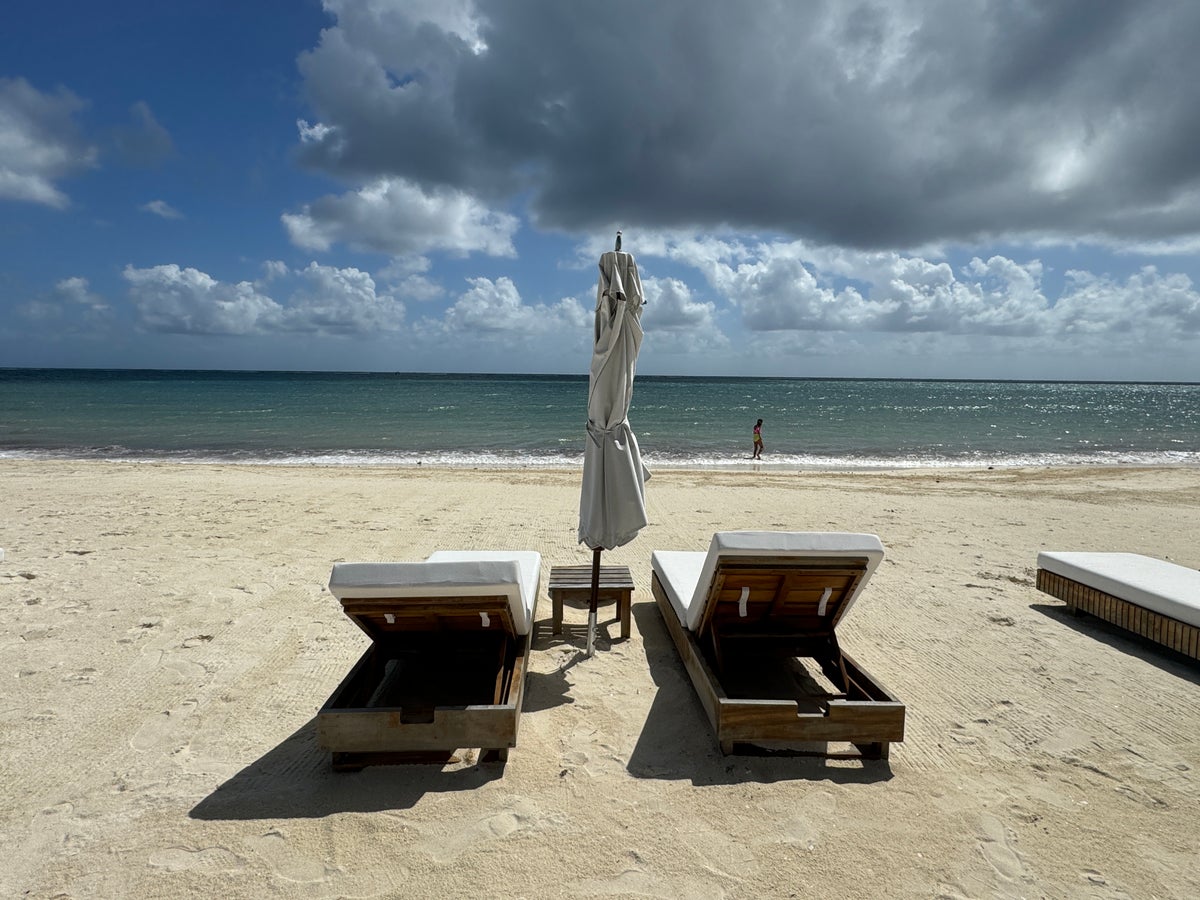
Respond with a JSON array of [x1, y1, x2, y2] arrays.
[[854, 741, 888, 760], [331, 752, 365, 773], [719, 740, 735, 756], [480, 747, 509, 764]]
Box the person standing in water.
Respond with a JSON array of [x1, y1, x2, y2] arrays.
[[752, 418, 764, 459]]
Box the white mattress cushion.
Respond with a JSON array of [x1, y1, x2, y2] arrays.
[[652, 532, 885, 632], [329, 550, 541, 636], [425, 550, 541, 635], [650, 550, 708, 627], [1037, 551, 1200, 629]]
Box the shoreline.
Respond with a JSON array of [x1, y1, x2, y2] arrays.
[[3, 460, 1198, 897], [5, 454, 1200, 473]]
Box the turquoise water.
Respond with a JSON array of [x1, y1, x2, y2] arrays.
[[2, 369, 1199, 468]]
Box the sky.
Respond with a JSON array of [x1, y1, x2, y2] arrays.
[[2, 0, 1200, 381]]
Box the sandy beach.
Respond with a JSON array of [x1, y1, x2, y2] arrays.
[[2, 460, 1198, 899]]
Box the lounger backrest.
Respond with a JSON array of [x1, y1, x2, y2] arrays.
[[330, 560, 528, 637], [688, 532, 885, 633]]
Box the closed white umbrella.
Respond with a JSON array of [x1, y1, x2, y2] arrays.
[[578, 232, 649, 655]]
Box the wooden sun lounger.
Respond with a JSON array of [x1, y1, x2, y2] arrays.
[[651, 532, 905, 759], [1037, 551, 1200, 661], [318, 553, 540, 770]]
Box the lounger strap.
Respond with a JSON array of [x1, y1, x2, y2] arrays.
[[817, 587, 832, 616]]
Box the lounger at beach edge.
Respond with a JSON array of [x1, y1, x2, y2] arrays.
[[650, 531, 905, 759], [318, 551, 540, 770], [1037, 551, 1200, 661]]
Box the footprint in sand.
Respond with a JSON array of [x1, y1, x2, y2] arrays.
[[773, 789, 838, 850], [977, 813, 1033, 895], [160, 650, 208, 682], [130, 699, 200, 753], [149, 846, 246, 874], [560, 720, 625, 779], [678, 823, 756, 880], [244, 828, 338, 884], [130, 646, 208, 683], [417, 798, 555, 864], [24, 800, 92, 863]]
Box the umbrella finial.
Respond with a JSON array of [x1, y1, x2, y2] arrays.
[[615, 230, 622, 252]]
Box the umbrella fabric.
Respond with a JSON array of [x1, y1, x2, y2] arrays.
[[578, 249, 649, 550]]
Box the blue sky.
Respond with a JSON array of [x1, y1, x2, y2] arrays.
[[3, 0, 1199, 380]]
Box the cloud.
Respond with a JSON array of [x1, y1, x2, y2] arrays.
[[140, 199, 183, 219], [285, 261, 406, 334], [282, 175, 518, 257], [0, 77, 97, 208], [437, 276, 588, 336], [124, 264, 283, 335], [1055, 266, 1200, 339], [634, 232, 1200, 346], [292, 1, 1200, 251], [112, 101, 175, 167], [18, 277, 113, 332], [641, 276, 729, 353], [123, 262, 405, 335]]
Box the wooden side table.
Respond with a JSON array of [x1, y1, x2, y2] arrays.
[[549, 565, 634, 640]]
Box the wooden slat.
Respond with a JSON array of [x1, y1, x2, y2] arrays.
[[652, 570, 903, 759], [316, 593, 539, 768], [340, 596, 515, 640], [548, 565, 634, 591], [1036, 568, 1199, 661], [696, 557, 869, 640]]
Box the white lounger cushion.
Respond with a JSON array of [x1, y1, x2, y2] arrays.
[[329, 550, 541, 636], [1037, 551, 1200, 630], [652, 531, 885, 631]]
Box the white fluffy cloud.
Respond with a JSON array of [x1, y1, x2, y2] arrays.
[[123, 262, 404, 336], [282, 175, 518, 258], [0, 77, 97, 208], [439, 276, 588, 336], [641, 276, 729, 354], [285, 261, 406, 334], [642, 234, 1200, 344], [1055, 267, 1200, 339], [125, 264, 283, 335]]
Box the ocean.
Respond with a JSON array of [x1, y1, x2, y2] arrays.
[[1, 368, 1198, 469]]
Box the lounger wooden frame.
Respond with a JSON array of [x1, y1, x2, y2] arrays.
[[318, 594, 534, 770], [653, 555, 905, 759], [1037, 568, 1200, 661]]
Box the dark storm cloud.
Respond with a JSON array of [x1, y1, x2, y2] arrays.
[[296, 0, 1200, 249]]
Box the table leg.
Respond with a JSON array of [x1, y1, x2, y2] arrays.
[[619, 590, 631, 639], [552, 593, 563, 634]]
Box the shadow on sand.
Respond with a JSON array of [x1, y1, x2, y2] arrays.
[[189, 717, 506, 821], [191, 622, 592, 821], [1030, 602, 1200, 682], [191, 602, 897, 821], [624, 602, 895, 787]]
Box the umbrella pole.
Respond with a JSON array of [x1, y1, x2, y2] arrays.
[[587, 547, 601, 657]]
